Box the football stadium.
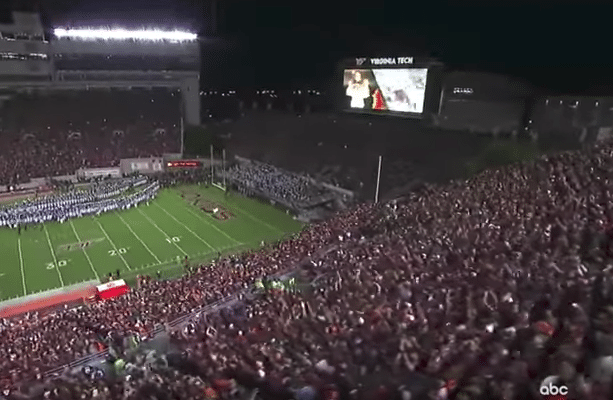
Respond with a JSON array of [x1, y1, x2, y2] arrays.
[[0, 184, 303, 302], [0, 2, 613, 400]]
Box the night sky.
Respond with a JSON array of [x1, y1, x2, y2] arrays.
[[12, 0, 613, 93]]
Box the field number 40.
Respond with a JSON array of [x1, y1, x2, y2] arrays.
[[108, 248, 128, 256], [166, 237, 181, 243], [46, 260, 67, 270]]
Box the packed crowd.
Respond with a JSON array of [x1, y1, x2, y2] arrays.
[[0, 175, 158, 227], [0, 90, 180, 187], [224, 162, 330, 208], [0, 200, 368, 395], [5, 141, 613, 399], [155, 169, 212, 188]]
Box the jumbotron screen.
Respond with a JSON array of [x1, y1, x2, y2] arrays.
[[343, 68, 428, 115]]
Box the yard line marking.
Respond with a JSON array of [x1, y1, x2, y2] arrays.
[[129, 242, 246, 274], [116, 213, 161, 264], [137, 208, 188, 256], [43, 224, 65, 287], [17, 238, 27, 295], [180, 201, 242, 244], [69, 220, 100, 281], [153, 202, 215, 251], [224, 198, 283, 234], [94, 218, 131, 271]]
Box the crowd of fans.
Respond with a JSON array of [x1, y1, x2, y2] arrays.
[[155, 169, 212, 188], [224, 161, 331, 208], [0, 199, 368, 395], [0, 90, 180, 187], [5, 140, 613, 399], [0, 175, 157, 227]]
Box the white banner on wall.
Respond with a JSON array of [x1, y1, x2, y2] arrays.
[[76, 167, 121, 179]]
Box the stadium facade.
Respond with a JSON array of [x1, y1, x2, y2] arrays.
[[434, 71, 534, 134], [528, 96, 613, 143], [0, 11, 200, 125]]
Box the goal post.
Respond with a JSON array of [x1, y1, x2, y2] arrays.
[[210, 145, 227, 192]]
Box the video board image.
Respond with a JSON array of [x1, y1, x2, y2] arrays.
[[343, 68, 428, 115]]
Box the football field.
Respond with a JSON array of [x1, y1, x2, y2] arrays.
[[0, 185, 304, 301]]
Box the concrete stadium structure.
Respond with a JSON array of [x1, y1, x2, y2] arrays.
[[0, 11, 200, 125]]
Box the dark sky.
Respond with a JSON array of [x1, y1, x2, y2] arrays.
[[22, 0, 613, 92]]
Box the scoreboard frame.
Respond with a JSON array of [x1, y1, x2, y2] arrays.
[[335, 57, 444, 120]]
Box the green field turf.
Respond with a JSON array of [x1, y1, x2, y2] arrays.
[[0, 185, 304, 301]]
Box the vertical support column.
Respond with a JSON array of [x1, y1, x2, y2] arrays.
[[222, 149, 226, 189], [181, 75, 201, 126], [210, 145, 214, 182], [180, 117, 184, 157], [211, 0, 218, 35]]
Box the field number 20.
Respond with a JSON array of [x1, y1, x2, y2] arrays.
[[108, 248, 128, 256], [46, 260, 67, 270], [166, 237, 181, 243]]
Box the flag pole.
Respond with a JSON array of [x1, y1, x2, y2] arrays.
[[374, 155, 382, 203]]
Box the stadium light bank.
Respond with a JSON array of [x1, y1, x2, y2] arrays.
[[53, 28, 198, 42]]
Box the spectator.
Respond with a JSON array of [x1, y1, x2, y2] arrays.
[[7, 140, 613, 400]]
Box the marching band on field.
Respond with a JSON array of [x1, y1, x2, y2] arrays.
[[0, 175, 159, 228]]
